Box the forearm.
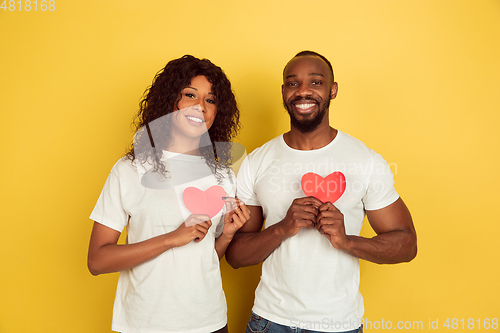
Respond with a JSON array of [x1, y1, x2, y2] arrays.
[[343, 230, 417, 264], [88, 233, 176, 275], [226, 223, 286, 268], [215, 233, 233, 260]]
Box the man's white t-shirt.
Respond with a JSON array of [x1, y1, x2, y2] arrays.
[[90, 152, 235, 333], [237, 131, 399, 332]]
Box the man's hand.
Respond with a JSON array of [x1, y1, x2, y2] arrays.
[[316, 202, 348, 250], [276, 197, 323, 238], [316, 198, 417, 264]]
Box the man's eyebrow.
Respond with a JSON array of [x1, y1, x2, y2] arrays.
[[285, 73, 325, 79]]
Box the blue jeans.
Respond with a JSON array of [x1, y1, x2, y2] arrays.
[[246, 312, 362, 333]]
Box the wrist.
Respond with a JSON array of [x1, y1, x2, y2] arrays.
[[218, 232, 234, 242], [342, 235, 355, 253], [271, 222, 289, 241], [163, 232, 179, 249]]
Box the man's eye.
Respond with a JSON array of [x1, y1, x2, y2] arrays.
[[312, 81, 322, 85], [288, 82, 298, 87]]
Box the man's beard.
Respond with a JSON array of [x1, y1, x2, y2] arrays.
[[283, 96, 330, 133]]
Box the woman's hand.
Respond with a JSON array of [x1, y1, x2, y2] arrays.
[[171, 214, 212, 247], [222, 197, 251, 239]]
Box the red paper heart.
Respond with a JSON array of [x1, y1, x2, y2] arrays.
[[182, 185, 227, 220], [301, 172, 346, 203]]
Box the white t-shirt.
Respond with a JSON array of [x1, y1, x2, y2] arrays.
[[90, 151, 235, 333], [237, 131, 399, 332]]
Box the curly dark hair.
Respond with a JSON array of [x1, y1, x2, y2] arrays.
[[125, 55, 240, 182]]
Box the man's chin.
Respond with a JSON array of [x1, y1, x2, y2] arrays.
[[290, 117, 323, 133]]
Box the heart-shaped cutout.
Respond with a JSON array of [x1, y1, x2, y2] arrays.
[[301, 172, 346, 203], [182, 185, 227, 221]]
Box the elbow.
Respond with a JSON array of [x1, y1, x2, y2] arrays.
[[224, 249, 242, 269], [403, 232, 418, 263], [227, 260, 242, 270], [408, 242, 417, 262], [87, 255, 103, 276], [225, 243, 245, 269]]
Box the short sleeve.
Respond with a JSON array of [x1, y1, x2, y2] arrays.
[[236, 157, 260, 206], [362, 151, 400, 211], [89, 162, 129, 232]]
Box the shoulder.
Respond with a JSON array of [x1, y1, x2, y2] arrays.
[[336, 131, 385, 161], [245, 135, 284, 164], [112, 156, 135, 170], [107, 156, 140, 179], [337, 131, 372, 153]]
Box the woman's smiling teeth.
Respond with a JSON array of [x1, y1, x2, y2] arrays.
[[186, 115, 204, 124]]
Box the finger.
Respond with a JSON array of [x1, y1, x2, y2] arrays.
[[298, 211, 320, 222], [234, 207, 250, 222], [225, 199, 240, 214], [301, 219, 316, 229], [233, 198, 249, 217], [223, 197, 240, 212], [296, 196, 323, 208], [318, 224, 335, 235], [319, 202, 340, 212], [198, 220, 212, 231], [191, 214, 211, 222], [299, 204, 319, 216], [292, 204, 318, 217], [316, 218, 334, 230], [316, 211, 343, 224], [231, 213, 244, 228], [235, 201, 251, 219], [186, 215, 210, 227], [193, 228, 208, 242]]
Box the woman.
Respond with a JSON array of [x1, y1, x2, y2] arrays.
[[88, 55, 250, 333]]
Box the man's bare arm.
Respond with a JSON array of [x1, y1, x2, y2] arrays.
[[317, 197, 417, 264], [226, 197, 322, 268]]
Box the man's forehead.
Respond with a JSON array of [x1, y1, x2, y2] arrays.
[[283, 55, 331, 80]]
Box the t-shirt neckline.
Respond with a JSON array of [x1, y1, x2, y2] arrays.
[[279, 130, 342, 153]]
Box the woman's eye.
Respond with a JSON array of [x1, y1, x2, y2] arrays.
[[184, 93, 196, 98], [206, 98, 216, 104]]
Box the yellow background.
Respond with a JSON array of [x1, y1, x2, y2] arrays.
[[1, 1, 499, 332]]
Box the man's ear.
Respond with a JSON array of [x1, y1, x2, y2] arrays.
[[330, 82, 338, 100], [281, 84, 284, 96]]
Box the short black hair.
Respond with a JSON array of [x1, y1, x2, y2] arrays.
[[289, 50, 334, 81]]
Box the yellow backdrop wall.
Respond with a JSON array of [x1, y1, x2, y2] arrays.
[[1, 1, 499, 332]]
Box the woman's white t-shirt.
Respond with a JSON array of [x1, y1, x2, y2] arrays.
[[90, 152, 235, 333]]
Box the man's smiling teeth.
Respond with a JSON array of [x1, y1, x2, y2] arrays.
[[186, 116, 204, 123], [295, 103, 315, 110]]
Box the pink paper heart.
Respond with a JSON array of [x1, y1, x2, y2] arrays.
[[182, 186, 227, 220], [301, 172, 346, 203]]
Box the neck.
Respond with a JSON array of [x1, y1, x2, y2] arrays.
[[283, 120, 337, 151], [165, 138, 201, 155]]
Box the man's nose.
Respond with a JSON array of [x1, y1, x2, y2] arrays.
[[297, 84, 312, 97]]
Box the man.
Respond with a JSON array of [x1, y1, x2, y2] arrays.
[[225, 51, 417, 333]]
